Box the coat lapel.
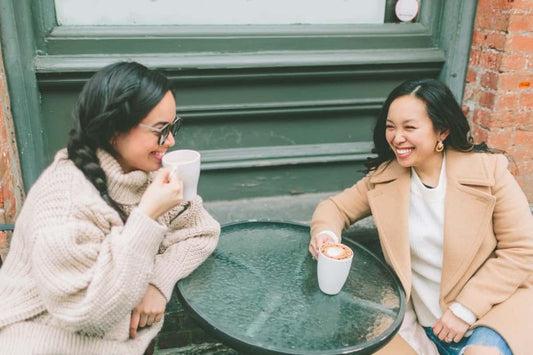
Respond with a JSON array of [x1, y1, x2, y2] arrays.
[[366, 151, 498, 303], [440, 150, 497, 301], [367, 161, 413, 299]]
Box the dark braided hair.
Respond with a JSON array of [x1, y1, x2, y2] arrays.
[[365, 78, 490, 172], [67, 61, 171, 221]]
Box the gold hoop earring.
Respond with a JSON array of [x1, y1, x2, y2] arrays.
[[435, 141, 444, 152]]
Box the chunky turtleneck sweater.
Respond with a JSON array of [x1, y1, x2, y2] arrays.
[[0, 148, 220, 354]]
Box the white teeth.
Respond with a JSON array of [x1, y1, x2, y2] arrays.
[[396, 148, 412, 154]]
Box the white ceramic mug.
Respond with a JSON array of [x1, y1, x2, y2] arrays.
[[317, 243, 353, 295], [162, 149, 201, 201]]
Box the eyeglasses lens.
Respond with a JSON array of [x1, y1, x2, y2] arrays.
[[171, 118, 182, 136], [158, 117, 182, 145]]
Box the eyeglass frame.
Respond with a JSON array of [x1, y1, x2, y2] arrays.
[[138, 115, 183, 146]]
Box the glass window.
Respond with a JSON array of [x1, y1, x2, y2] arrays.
[[54, 0, 389, 25]]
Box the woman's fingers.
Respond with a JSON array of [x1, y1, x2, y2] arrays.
[[309, 240, 319, 259], [130, 310, 140, 339], [309, 234, 338, 259], [138, 312, 148, 328], [433, 309, 469, 343], [145, 313, 157, 326], [130, 284, 167, 336], [155, 312, 163, 323]]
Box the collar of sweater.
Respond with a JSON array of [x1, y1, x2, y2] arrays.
[[95, 149, 150, 205]]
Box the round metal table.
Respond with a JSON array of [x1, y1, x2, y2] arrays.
[[176, 221, 405, 354]]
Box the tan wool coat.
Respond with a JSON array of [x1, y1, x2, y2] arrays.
[[311, 150, 533, 355]]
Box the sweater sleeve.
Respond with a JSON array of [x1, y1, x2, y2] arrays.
[[455, 155, 533, 318], [149, 196, 220, 301], [310, 175, 373, 241], [31, 207, 166, 335]]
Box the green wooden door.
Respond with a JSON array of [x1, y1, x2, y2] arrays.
[[1, 0, 477, 202]]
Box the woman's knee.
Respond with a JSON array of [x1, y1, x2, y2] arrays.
[[463, 345, 501, 355]]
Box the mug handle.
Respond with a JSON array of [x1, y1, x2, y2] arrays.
[[168, 166, 179, 180]]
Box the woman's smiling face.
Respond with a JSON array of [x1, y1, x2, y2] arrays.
[[385, 95, 449, 171], [112, 90, 177, 173]]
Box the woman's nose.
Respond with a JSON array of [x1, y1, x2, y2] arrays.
[[393, 131, 406, 144], [163, 132, 176, 147]]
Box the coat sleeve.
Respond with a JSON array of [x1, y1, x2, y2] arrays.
[[31, 207, 166, 336], [149, 196, 220, 301], [310, 175, 373, 241], [455, 155, 533, 318]]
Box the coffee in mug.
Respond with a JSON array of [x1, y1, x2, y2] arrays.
[[320, 243, 353, 260], [317, 243, 353, 295], [162, 149, 201, 201]]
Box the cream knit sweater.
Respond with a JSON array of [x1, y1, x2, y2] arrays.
[[0, 149, 220, 354]]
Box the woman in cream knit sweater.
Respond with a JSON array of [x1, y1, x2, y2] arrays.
[[0, 62, 220, 354]]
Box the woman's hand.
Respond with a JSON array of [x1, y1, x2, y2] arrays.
[[309, 233, 337, 260], [138, 168, 183, 220], [432, 308, 470, 343], [130, 284, 167, 339]]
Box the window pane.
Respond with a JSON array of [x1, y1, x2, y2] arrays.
[[55, 0, 386, 25]]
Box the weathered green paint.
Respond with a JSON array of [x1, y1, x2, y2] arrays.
[[44, 24, 435, 55], [0, 0, 47, 189], [198, 160, 369, 201], [1, 0, 478, 202], [437, 1, 479, 101], [30, 0, 57, 51]]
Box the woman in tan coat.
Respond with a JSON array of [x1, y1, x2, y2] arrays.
[[309, 79, 533, 355]]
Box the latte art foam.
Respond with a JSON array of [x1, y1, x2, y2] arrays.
[[320, 243, 353, 260]]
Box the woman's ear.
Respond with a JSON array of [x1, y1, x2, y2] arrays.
[[440, 129, 450, 142], [109, 134, 117, 147]]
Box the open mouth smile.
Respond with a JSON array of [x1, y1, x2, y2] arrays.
[[395, 148, 413, 157]]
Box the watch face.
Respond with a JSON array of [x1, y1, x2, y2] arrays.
[[395, 0, 419, 22]]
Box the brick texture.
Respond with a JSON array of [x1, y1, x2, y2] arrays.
[[0, 46, 24, 261], [463, 0, 533, 201]]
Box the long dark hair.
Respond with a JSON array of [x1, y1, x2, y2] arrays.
[[67, 61, 171, 220], [365, 78, 488, 172]]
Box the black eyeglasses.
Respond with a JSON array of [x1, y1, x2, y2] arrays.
[[139, 115, 183, 146]]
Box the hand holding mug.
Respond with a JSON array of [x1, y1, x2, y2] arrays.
[[309, 231, 338, 260], [138, 168, 183, 220]]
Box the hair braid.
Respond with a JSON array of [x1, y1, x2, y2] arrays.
[[67, 128, 128, 221]]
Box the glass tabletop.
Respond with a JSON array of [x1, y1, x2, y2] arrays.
[[176, 221, 405, 354]]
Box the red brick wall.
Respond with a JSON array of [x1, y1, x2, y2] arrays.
[[0, 46, 24, 260], [463, 0, 533, 200]]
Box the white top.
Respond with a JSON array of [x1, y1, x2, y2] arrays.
[[409, 156, 447, 326], [408, 154, 476, 327]]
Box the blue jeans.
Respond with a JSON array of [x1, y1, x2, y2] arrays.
[[423, 326, 512, 355]]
